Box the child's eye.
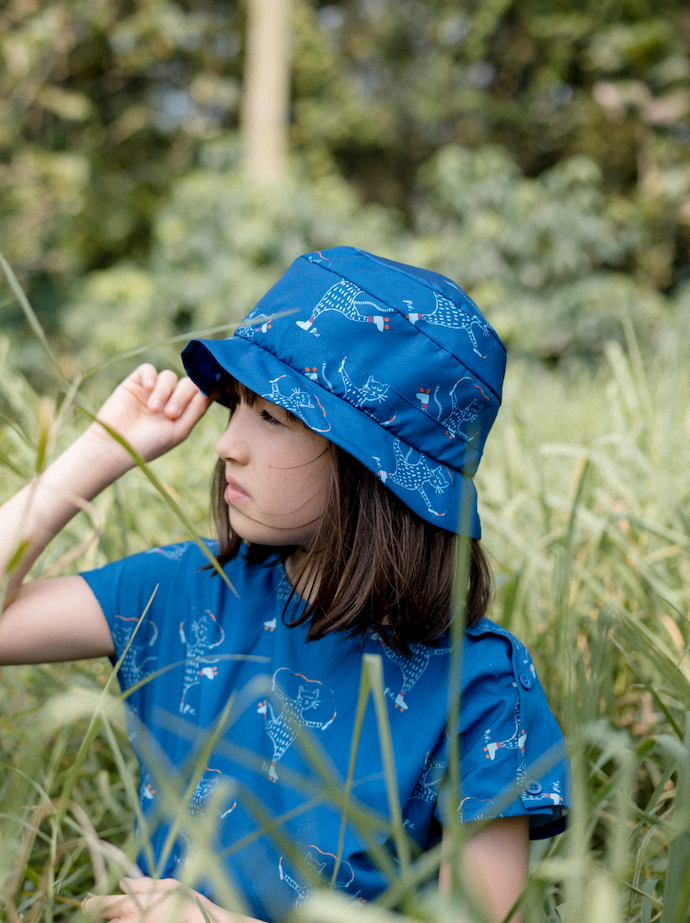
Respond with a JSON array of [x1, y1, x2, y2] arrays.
[[259, 408, 283, 427]]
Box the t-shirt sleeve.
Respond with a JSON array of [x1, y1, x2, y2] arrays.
[[436, 625, 570, 839], [80, 541, 204, 695]]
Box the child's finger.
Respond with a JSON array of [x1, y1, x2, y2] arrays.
[[186, 388, 213, 421], [146, 369, 179, 412], [129, 363, 158, 391], [162, 377, 206, 419]]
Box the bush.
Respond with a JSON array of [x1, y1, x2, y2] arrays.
[[408, 144, 666, 358]]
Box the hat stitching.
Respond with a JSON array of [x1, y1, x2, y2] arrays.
[[306, 255, 504, 404]]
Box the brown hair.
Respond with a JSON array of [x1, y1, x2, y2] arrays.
[[211, 381, 493, 655]]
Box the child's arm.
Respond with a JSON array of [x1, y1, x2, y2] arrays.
[[0, 364, 211, 664], [440, 816, 529, 923]]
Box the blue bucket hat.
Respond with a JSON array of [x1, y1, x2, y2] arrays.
[[182, 247, 506, 537]]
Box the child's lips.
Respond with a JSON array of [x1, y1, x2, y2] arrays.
[[224, 476, 250, 505]]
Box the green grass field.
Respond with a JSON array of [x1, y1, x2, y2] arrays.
[[1, 309, 690, 922]]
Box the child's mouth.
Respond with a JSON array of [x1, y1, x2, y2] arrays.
[[225, 477, 250, 505]]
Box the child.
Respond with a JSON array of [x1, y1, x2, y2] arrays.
[[0, 247, 569, 923]]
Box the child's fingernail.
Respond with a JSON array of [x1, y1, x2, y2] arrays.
[[167, 403, 181, 418], [145, 378, 155, 389], [149, 398, 163, 411]]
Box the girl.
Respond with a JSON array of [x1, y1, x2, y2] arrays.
[[0, 247, 569, 923]]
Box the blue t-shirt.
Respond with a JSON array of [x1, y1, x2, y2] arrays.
[[81, 541, 569, 921]]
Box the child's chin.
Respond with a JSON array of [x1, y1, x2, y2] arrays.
[[228, 511, 307, 548]]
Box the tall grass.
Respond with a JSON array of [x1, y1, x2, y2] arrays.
[[1, 271, 690, 921]]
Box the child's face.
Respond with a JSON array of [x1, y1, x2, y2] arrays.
[[216, 396, 331, 547]]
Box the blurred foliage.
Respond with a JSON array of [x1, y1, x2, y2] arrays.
[[2, 0, 690, 367], [61, 138, 671, 368], [406, 145, 665, 357], [292, 0, 690, 299], [61, 141, 402, 372], [0, 0, 245, 322]]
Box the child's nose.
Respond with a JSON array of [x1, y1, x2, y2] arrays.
[[216, 409, 249, 462]]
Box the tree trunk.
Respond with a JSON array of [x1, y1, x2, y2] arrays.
[[241, 0, 292, 180]]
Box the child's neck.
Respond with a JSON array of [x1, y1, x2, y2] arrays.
[[284, 549, 321, 604]]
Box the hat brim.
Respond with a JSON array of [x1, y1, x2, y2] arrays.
[[182, 335, 480, 537]]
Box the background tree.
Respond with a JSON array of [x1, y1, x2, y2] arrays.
[[241, 0, 292, 179]]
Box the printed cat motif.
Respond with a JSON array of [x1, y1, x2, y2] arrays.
[[374, 439, 451, 518], [411, 748, 449, 803], [483, 698, 526, 764], [522, 780, 564, 808], [236, 317, 272, 339], [370, 630, 453, 711], [296, 279, 394, 334], [178, 610, 225, 716], [257, 668, 336, 782], [145, 543, 188, 561], [278, 847, 361, 904], [406, 292, 491, 357], [111, 615, 158, 690], [178, 767, 237, 869], [337, 358, 389, 407], [433, 377, 486, 438], [262, 377, 331, 433]]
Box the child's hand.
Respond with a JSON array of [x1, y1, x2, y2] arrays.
[[81, 877, 254, 923], [91, 364, 212, 464]]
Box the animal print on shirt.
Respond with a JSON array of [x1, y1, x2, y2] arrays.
[[257, 668, 336, 782]]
